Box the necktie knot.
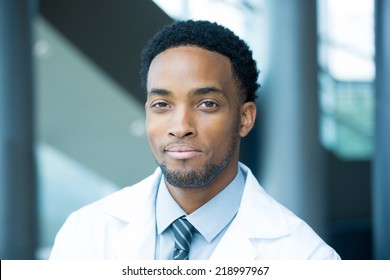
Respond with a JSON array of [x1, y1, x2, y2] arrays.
[[172, 216, 195, 260]]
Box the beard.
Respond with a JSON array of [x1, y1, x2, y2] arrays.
[[157, 132, 238, 189]]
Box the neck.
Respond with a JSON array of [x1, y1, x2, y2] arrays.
[[166, 161, 239, 214]]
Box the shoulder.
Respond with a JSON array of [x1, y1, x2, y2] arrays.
[[238, 163, 340, 260], [49, 168, 162, 259], [270, 205, 340, 259], [76, 167, 161, 214], [67, 169, 160, 221]]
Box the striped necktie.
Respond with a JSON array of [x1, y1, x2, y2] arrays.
[[172, 216, 195, 260]]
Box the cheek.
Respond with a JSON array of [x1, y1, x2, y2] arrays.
[[145, 119, 162, 150], [203, 120, 238, 150], [146, 112, 163, 134]]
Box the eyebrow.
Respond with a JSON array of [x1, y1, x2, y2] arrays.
[[191, 86, 224, 96], [148, 88, 171, 95], [148, 86, 225, 97]]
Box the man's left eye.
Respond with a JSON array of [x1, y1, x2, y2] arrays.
[[199, 101, 218, 108]]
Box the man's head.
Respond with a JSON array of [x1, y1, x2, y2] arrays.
[[142, 20, 259, 190], [140, 20, 259, 102]]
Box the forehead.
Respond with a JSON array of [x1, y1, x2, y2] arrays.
[[147, 46, 235, 90]]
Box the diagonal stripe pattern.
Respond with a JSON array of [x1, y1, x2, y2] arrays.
[[172, 216, 195, 260]]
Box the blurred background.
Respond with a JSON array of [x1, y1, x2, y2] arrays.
[[0, 0, 389, 260]]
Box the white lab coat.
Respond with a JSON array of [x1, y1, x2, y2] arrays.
[[50, 163, 340, 260]]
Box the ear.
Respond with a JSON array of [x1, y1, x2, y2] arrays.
[[239, 102, 257, 137]]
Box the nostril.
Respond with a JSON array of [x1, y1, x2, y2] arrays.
[[168, 130, 195, 138]]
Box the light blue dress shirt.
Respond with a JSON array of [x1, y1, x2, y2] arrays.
[[155, 166, 245, 260]]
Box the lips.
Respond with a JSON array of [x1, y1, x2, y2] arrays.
[[164, 143, 203, 160]]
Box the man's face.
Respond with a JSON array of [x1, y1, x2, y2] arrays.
[[145, 46, 245, 188]]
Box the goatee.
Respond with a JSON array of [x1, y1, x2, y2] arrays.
[[158, 134, 237, 188]]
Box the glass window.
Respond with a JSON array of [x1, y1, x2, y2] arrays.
[[317, 0, 375, 160]]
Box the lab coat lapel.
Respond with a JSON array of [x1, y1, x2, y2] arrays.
[[108, 169, 161, 259], [114, 205, 156, 259], [210, 219, 257, 260], [211, 163, 290, 260]]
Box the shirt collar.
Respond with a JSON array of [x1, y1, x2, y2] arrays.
[[156, 167, 245, 242]]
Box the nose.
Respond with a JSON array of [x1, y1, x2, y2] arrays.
[[168, 107, 197, 138]]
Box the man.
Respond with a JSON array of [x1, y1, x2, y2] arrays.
[[50, 20, 340, 260]]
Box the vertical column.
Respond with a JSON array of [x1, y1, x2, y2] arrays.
[[260, 0, 326, 236], [0, 0, 37, 259], [373, 0, 390, 260]]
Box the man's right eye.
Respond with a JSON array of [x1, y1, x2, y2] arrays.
[[150, 101, 171, 111], [152, 102, 169, 108]]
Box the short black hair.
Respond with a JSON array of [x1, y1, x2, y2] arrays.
[[140, 20, 260, 102]]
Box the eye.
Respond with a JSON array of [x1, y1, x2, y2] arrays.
[[149, 100, 171, 113], [151, 101, 170, 108], [198, 100, 219, 109]]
